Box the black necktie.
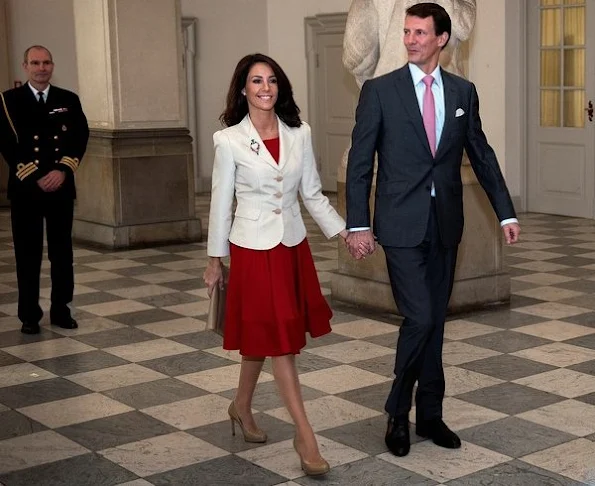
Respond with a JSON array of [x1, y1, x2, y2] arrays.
[[37, 91, 44, 104]]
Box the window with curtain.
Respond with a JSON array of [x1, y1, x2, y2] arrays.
[[540, 0, 585, 128]]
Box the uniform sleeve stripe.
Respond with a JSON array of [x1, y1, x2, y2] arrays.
[[16, 163, 38, 180], [59, 157, 79, 171], [0, 93, 19, 143], [63, 156, 80, 167]]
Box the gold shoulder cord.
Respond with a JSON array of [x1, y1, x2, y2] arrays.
[[0, 92, 18, 143]]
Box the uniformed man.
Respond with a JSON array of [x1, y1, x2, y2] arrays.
[[0, 45, 89, 334]]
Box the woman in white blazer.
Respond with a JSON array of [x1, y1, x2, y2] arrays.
[[204, 54, 348, 476]]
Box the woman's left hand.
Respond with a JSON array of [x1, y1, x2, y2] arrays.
[[203, 257, 224, 298]]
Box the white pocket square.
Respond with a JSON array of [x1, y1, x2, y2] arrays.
[[455, 108, 465, 117]]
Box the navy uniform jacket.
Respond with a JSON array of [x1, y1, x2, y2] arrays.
[[0, 83, 89, 200]]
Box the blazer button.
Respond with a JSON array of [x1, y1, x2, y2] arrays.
[[34, 147, 39, 152], [274, 192, 282, 198], [273, 208, 282, 214], [33, 135, 39, 140], [34, 160, 39, 164], [54, 135, 59, 140], [275, 176, 283, 182], [55, 148, 60, 152]]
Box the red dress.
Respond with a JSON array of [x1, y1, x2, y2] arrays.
[[222, 137, 332, 356]]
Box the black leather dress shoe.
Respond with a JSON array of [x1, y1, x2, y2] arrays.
[[416, 418, 461, 449], [385, 415, 410, 457], [21, 321, 41, 334], [51, 317, 78, 329]]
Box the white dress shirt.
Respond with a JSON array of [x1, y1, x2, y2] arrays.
[[27, 82, 50, 102]]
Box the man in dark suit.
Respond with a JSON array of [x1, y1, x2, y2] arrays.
[[0, 45, 89, 334], [345, 3, 520, 457]]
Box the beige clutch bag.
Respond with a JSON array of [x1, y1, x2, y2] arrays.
[[206, 266, 227, 336]]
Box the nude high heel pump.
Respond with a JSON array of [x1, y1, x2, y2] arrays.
[[228, 401, 267, 443], [293, 437, 330, 476]]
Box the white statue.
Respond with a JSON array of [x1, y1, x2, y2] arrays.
[[343, 0, 477, 87]]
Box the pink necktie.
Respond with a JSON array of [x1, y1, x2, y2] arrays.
[[422, 75, 436, 157]]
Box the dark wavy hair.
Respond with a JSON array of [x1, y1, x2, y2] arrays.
[[406, 2, 451, 48], [220, 53, 301, 128]]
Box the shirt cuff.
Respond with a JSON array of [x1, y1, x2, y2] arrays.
[[348, 227, 371, 232], [500, 218, 518, 227]]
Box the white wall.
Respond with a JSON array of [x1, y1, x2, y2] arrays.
[[7, 0, 78, 92], [266, 0, 352, 123], [181, 0, 268, 189], [504, 0, 525, 206], [468, 0, 523, 201]]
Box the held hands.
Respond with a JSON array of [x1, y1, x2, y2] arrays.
[[344, 229, 376, 260], [203, 258, 225, 298], [502, 223, 521, 245], [37, 170, 65, 192]]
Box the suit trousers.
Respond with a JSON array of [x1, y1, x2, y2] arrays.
[[10, 197, 74, 323], [383, 199, 458, 421]]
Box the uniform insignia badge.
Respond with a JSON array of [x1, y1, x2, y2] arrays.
[[62, 125, 68, 131]]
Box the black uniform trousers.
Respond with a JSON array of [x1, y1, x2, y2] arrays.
[[10, 196, 74, 324], [383, 199, 458, 421]]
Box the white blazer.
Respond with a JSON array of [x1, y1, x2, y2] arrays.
[[207, 115, 346, 257]]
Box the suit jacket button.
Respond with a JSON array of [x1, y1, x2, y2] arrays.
[[54, 135, 59, 140], [275, 176, 283, 182], [34, 147, 40, 152], [33, 135, 39, 140], [273, 208, 282, 214], [55, 148, 60, 152], [275, 192, 282, 198], [34, 160, 39, 164]]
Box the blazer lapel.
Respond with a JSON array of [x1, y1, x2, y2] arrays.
[[243, 115, 280, 170], [393, 67, 432, 156], [277, 120, 295, 171], [435, 70, 458, 159]]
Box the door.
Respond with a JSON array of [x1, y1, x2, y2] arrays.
[[527, 0, 595, 217], [306, 15, 360, 192]]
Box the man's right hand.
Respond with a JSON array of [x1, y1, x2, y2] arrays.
[[346, 229, 376, 260]]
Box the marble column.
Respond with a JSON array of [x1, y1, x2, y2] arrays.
[[72, 0, 201, 248], [0, 0, 11, 205]]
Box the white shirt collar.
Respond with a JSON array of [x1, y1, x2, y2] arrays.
[[408, 63, 442, 88], [27, 82, 50, 98]]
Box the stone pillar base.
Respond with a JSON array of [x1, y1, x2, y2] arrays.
[[73, 128, 202, 249], [332, 165, 511, 315], [73, 218, 201, 248], [331, 267, 510, 314]]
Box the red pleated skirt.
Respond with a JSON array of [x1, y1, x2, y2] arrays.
[[223, 238, 332, 356]]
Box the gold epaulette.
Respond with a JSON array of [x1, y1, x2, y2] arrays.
[[59, 156, 80, 172], [0, 92, 18, 143]]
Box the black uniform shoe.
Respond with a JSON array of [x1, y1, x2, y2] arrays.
[[21, 321, 41, 334], [385, 415, 410, 457], [416, 418, 461, 449], [51, 316, 78, 329]]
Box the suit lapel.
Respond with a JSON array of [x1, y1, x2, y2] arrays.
[[393, 67, 432, 156], [436, 70, 458, 159]]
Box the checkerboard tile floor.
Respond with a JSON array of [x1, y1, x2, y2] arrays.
[[0, 197, 595, 485]]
